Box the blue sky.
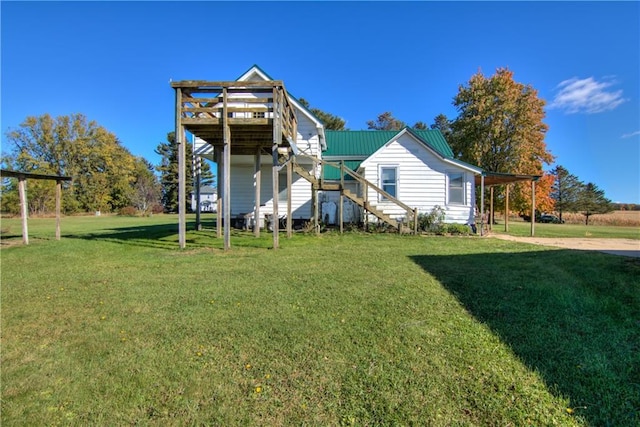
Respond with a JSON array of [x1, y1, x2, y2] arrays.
[[2, 1, 639, 203]]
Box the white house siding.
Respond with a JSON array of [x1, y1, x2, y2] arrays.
[[359, 133, 476, 224], [225, 157, 312, 220]]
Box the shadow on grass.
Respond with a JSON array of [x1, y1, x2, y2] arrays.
[[410, 250, 640, 426], [63, 219, 280, 250]]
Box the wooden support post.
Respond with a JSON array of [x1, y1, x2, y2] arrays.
[[339, 160, 344, 233], [176, 87, 186, 249], [18, 176, 28, 245], [272, 87, 281, 249], [413, 208, 418, 235], [364, 184, 368, 232], [480, 175, 485, 236], [223, 87, 231, 251], [489, 186, 494, 231], [215, 146, 222, 239], [254, 147, 261, 238], [56, 180, 62, 240], [530, 180, 536, 237], [195, 156, 202, 231], [314, 187, 319, 235], [504, 184, 510, 232], [286, 154, 292, 238]]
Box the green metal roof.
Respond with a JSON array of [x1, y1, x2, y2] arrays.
[[321, 128, 481, 180], [324, 128, 454, 158]]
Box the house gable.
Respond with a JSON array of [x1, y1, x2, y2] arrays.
[[236, 65, 326, 151]]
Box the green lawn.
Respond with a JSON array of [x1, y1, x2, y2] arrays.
[[1, 215, 638, 425], [491, 219, 640, 239]]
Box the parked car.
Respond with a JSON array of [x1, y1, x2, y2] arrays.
[[539, 214, 564, 224]]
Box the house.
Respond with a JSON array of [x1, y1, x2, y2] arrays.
[[189, 65, 482, 232], [191, 186, 217, 212], [320, 128, 482, 226]]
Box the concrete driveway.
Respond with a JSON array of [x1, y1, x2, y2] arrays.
[[491, 234, 640, 258]]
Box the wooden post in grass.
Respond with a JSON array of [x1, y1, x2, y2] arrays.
[[195, 155, 202, 231], [56, 180, 62, 240], [254, 147, 261, 238], [18, 176, 28, 245], [175, 87, 186, 249], [215, 146, 222, 239], [480, 175, 485, 236], [489, 186, 494, 231], [271, 87, 281, 249], [339, 160, 344, 233], [286, 152, 292, 238], [530, 180, 536, 237], [223, 87, 231, 251], [504, 184, 509, 232]]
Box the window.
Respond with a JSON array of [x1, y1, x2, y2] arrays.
[[253, 111, 265, 119], [448, 172, 465, 204], [380, 166, 397, 200]]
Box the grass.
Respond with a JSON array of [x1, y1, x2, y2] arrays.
[[491, 219, 640, 239], [1, 215, 638, 425]]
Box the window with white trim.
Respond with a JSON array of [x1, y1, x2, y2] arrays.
[[380, 166, 397, 200], [448, 172, 465, 204]]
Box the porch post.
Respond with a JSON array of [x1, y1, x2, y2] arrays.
[[480, 175, 485, 236], [504, 184, 510, 232], [18, 175, 28, 245], [175, 87, 186, 249], [254, 147, 261, 237], [195, 155, 202, 231], [272, 87, 281, 249], [215, 146, 222, 238], [223, 87, 231, 250], [530, 179, 536, 237], [489, 186, 494, 231], [286, 151, 293, 238], [56, 180, 62, 240]]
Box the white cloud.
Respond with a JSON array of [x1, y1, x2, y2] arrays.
[[621, 130, 640, 139], [549, 76, 626, 114]]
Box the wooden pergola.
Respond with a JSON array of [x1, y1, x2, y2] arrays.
[[476, 172, 541, 236], [0, 169, 72, 245], [170, 80, 297, 250]]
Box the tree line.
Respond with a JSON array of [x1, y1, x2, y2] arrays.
[[1, 68, 615, 222], [1, 114, 213, 216]]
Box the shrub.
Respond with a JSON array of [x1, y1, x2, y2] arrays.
[[418, 206, 446, 234], [118, 206, 138, 217], [446, 223, 471, 235]]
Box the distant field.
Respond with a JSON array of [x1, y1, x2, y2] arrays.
[[1, 215, 638, 425], [561, 210, 640, 227]]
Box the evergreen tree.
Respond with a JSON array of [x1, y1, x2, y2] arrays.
[[367, 112, 406, 130], [155, 132, 214, 213], [576, 182, 613, 225], [298, 98, 346, 130], [550, 165, 583, 222]]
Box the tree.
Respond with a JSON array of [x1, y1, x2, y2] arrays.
[[367, 112, 406, 130], [550, 165, 583, 222], [451, 68, 554, 213], [430, 114, 453, 143], [3, 113, 137, 213], [156, 132, 214, 213], [576, 182, 613, 225], [298, 98, 346, 130], [131, 157, 161, 212], [413, 121, 428, 130]]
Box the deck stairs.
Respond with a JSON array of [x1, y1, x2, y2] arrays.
[[291, 155, 418, 233]]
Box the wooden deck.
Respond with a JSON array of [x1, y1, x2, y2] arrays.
[[171, 79, 298, 250], [171, 80, 297, 154]]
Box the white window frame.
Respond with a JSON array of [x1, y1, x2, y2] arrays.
[[447, 171, 466, 205], [379, 165, 398, 201]]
